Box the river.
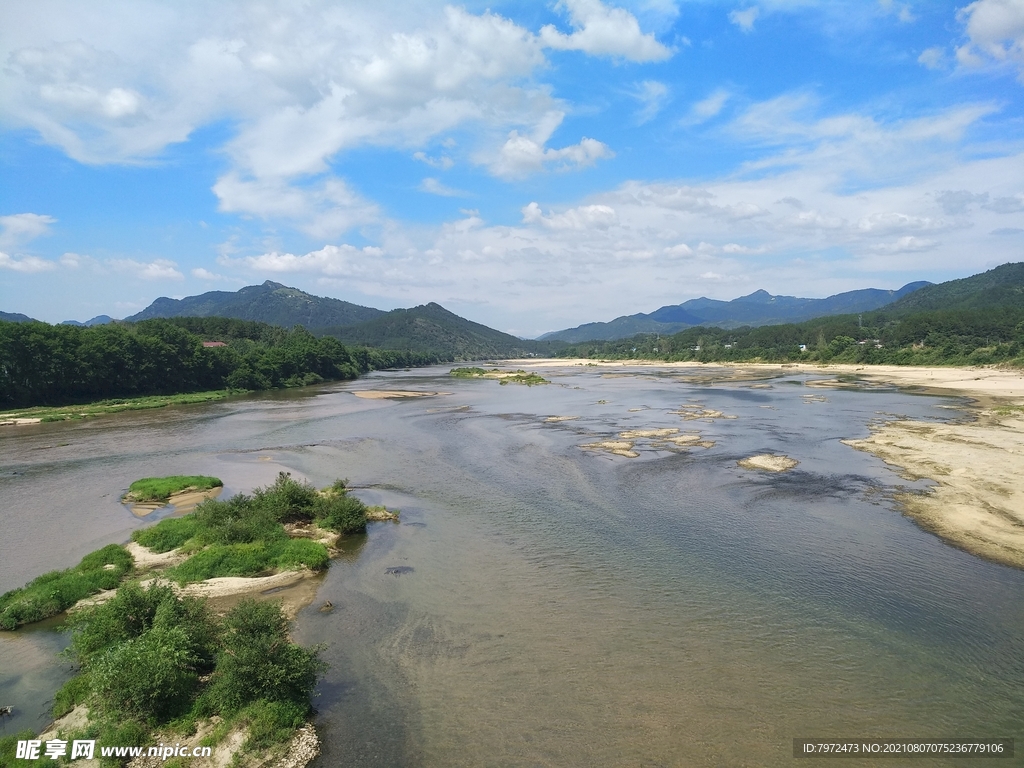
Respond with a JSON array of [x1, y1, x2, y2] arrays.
[[2, 363, 1022, 766]]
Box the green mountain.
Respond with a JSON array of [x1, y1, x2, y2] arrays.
[[880, 262, 1024, 314], [541, 282, 930, 342], [0, 311, 36, 323], [127, 281, 384, 328], [319, 302, 553, 359]]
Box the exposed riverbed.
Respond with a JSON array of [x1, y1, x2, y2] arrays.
[[2, 364, 1022, 766]]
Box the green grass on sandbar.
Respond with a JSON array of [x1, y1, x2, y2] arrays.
[[0, 544, 133, 630], [125, 476, 223, 503]]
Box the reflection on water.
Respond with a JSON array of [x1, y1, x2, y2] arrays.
[[2, 365, 1023, 765]]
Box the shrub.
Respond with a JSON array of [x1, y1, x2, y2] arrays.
[[92, 626, 199, 721], [240, 700, 309, 751], [205, 600, 323, 713], [314, 492, 367, 534]]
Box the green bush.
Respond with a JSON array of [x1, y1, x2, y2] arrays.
[[92, 626, 199, 721], [205, 600, 323, 714], [168, 543, 274, 583], [314, 492, 367, 534], [273, 539, 330, 571]]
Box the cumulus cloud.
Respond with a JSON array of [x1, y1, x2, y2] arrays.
[[192, 267, 227, 280], [486, 112, 614, 178], [521, 202, 617, 229], [108, 258, 184, 280], [220, 244, 387, 279], [729, 7, 760, 33], [0, 252, 57, 272], [540, 0, 673, 61], [2, 2, 662, 237], [956, 0, 1024, 80]]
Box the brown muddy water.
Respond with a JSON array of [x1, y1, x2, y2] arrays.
[[2, 363, 1023, 766]]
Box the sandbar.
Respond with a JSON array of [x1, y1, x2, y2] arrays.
[[738, 454, 799, 472], [844, 409, 1024, 569], [580, 440, 639, 458], [128, 486, 223, 518], [351, 390, 449, 399]]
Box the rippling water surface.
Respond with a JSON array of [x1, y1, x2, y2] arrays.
[[2, 364, 1022, 766]]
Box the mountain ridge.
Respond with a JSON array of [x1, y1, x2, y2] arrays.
[[540, 281, 931, 342]]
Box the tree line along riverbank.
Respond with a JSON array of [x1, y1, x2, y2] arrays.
[[0, 316, 440, 410]]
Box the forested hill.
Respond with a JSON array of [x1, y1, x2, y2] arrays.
[[319, 302, 561, 359], [557, 263, 1024, 368], [541, 281, 929, 342], [878, 262, 1024, 314], [0, 317, 434, 409], [127, 280, 385, 328]]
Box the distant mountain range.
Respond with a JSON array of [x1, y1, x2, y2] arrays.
[[877, 262, 1024, 314], [126, 281, 384, 328], [540, 281, 931, 342], [321, 302, 541, 359], [120, 281, 556, 360], [0, 311, 36, 323], [61, 315, 115, 327]]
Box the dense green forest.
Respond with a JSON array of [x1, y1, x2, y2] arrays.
[[0, 316, 438, 409]]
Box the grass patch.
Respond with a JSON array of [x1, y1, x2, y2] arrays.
[[132, 473, 363, 582], [125, 475, 223, 503], [450, 367, 549, 386], [0, 544, 133, 630], [0, 390, 238, 424], [449, 366, 490, 377]]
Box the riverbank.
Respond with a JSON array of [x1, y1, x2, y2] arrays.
[[0, 390, 238, 424], [511, 359, 1024, 570]]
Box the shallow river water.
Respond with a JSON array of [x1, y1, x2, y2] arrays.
[[2, 363, 1022, 767]]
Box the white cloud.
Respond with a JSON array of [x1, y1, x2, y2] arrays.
[[683, 89, 730, 125], [220, 244, 387, 279], [1, 2, 647, 237], [0, 213, 56, 250], [486, 112, 614, 178], [918, 47, 944, 69], [192, 267, 227, 280], [522, 202, 617, 229], [414, 151, 455, 169], [108, 258, 184, 280], [729, 7, 760, 33], [0, 251, 57, 272], [956, 0, 1024, 80], [539, 0, 673, 61], [633, 80, 669, 124], [420, 177, 466, 196]]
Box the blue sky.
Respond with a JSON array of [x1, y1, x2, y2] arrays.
[[1, 0, 1023, 337]]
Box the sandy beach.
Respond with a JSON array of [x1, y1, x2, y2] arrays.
[[513, 359, 1024, 569]]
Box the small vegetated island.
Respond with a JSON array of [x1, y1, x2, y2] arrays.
[[450, 367, 549, 386], [0, 473, 389, 767]]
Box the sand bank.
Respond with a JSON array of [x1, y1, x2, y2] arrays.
[[0, 417, 42, 426], [738, 454, 799, 472], [844, 408, 1024, 569], [127, 487, 222, 518], [351, 390, 449, 399]]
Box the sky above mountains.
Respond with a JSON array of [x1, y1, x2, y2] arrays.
[[2, 0, 1023, 336]]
